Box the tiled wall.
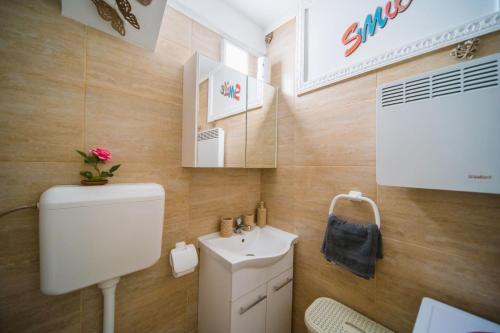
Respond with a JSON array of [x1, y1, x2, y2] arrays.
[[0, 1, 259, 332], [2, 2, 499, 332], [263, 20, 500, 333]]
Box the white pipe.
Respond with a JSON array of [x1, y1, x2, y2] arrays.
[[98, 277, 120, 333]]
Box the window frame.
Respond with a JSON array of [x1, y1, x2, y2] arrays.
[[222, 39, 249, 75]]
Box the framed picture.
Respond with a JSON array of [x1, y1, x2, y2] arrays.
[[297, 0, 500, 94], [208, 66, 264, 121], [208, 65, 247, 122]]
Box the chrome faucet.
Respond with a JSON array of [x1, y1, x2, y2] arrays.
[[233, 216, 244, 234]]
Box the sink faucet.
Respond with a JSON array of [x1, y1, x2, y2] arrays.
[[233, 216, 244, 234]]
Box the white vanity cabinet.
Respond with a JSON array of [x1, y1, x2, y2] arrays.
[[266, 269, 294, 333], [198, 241, 295, 333], [230, 283, 267, 333]]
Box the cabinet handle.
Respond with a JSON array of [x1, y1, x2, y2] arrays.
[[239, 295, 267, 315], [273, 277, 293, 292]]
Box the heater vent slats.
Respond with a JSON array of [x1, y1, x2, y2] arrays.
[[431, 69, 461, 98], [405, 77, 430, 103], [381, 84, 404, 107], [380, 58, 499, 108], [461, 60, 498, 92], [198, 128, 220, 141]]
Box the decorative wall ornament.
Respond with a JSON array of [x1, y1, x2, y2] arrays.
[[91, 0, 125, 36], [63, 0, 167, 50], [116, 0, 140, 29], [265, 32, 273, 45], [136, 0, 152, 5], [297, 0, 500, 95], [450, 38, 480, 60]]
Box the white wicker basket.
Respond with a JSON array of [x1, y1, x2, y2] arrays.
[[305, 298, 394, 333]]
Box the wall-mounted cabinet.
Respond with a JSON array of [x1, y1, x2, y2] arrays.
[[182, 53, 277, 168]]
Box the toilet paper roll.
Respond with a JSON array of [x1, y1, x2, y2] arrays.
[[169, 241, 198, 278]]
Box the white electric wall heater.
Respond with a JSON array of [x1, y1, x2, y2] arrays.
[[197, 127, 225, 167], [377, 53, 500, 194]]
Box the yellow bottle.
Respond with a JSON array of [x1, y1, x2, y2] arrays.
[[257, 201, 267, 228]]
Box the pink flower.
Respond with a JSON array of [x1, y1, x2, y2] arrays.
[[90, 148, 112, 161]]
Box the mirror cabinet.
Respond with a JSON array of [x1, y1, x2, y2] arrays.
[[182, 53, 277, 168]]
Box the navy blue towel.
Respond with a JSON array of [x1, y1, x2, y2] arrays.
[[321, 214, 382, 279]]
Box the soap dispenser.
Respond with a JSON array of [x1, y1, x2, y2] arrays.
[[257, 201, 267, 228]]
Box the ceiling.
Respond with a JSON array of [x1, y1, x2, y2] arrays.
[[168, 0, 298, 55], [220, 0, 298, 33]]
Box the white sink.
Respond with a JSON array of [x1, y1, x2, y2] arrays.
[[198, 226, 298, 271]]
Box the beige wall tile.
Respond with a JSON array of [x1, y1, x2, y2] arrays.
[[81, 287, 102, 333], [0, 0, 85, 85], [261, 167, 296, 233], [160, 7, 192, 50], [0, 77, 84, 162], [191, 22, 221, 61], [189, 169, 255, 241], [0, 161, 80, 269], [378, 186, 500, 264], [0, 161, 82, 332], [113, 259, 191, 333], [0, 259, 81, 333], [85, 86, 182, 166], [294, 166, 377, 232], [295, 73, 376, 112], [294, 97, 375, 167], [0, 161, 81, 211], [86, 28, 190, 105]]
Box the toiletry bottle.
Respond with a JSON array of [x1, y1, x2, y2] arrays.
[[257, 201, 267, 228]]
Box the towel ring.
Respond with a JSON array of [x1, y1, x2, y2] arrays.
[[328, 191, 381, 229]]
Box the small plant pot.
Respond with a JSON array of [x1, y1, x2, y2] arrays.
[[81, 179, 108, 186]]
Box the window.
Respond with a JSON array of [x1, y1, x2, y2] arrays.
[[223, 40, 248, 75]]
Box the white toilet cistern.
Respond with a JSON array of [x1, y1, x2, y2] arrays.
[[38, 183, 165, 333]]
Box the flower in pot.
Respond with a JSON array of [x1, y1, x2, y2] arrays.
[[76, 148, 121, 185]]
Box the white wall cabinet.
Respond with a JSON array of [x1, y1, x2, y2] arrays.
[[182, 52, 278, 168], [198, 247, 294, 333]]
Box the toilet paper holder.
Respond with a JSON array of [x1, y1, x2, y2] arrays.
[[169, 241, 198, 278]]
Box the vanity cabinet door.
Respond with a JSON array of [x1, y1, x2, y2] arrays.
[[266, 268, 293, 333], [230, 284, 267, 333]]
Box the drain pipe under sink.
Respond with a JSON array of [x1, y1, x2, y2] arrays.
[[98, 277, 120, 333]]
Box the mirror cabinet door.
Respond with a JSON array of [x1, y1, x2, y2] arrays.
[[197, 57, 246, 168], [246, 77, 277, 168], [192, 53, 277, 168]]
